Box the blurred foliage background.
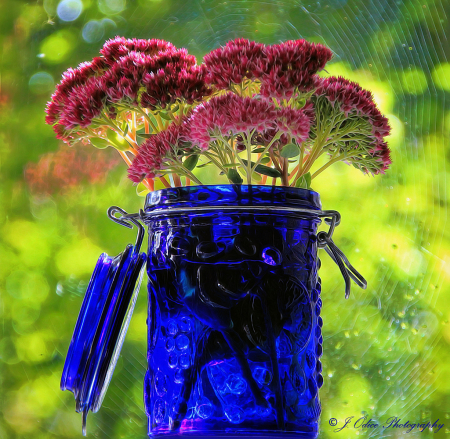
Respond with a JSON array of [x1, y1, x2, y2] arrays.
[[0, 0, 450, 438]]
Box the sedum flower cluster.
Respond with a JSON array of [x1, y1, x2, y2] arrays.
[[46, 37, 391, 193]]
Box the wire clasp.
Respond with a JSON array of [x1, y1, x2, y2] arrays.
[[317, 210, 367, 299]]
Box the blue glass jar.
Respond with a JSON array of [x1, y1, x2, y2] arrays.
[[143, 185, 323, 438], [61, 185, 366, 438]]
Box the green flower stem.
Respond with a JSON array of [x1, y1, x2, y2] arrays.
[[310, 151, 359, 180], [301, 109, 340, 176], [168, 158, 204, 186], [154, 113, 164, 131], [210, 144, 227, 168], [219, 135, 248, 171], [246, 130, 252, 184], [174, 167, 203, 185], [137, 109, 158, 133], [298, 143, 304, 175], [202, 151, 228, 175], [281, 157, 289, 186], [250, 131, 282, 174], [177, 103, 185, 118], [269, 149, 283, 174]]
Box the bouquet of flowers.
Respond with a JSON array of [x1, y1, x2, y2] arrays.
[[46, 37, 391, 194]]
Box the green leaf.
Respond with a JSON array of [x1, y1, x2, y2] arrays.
[[183, 154, 199, 171], [260, 157, 271, 164], [304, 171, 311, 188], [136, 182, 150, 197], [121, 120, 129, 136], [241, 159, 281, 178], [296, 98, 306, 109], [159, 111, 172, 121], [90, 138, 110, 149], [280, 143, 300, 158], [171, 104, 179, 113], [251, 172, 262, 182], [241, 159, 256, 167], [254, 164, 282, 178], [252, 147, 266, 153], [196, 161, 212, 168], [295, 172, 312, 189], [221, 163, 240, 168], [137, 133, 154, 139], [227, 169, 243, 184], [105, 130, 129, 151]]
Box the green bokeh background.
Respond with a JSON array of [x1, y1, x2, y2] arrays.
[[1, 0, 449, 438]]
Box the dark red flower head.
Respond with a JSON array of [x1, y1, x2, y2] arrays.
[[315, 76, 392, 174], [128, 119, 190, 182], [260, 40, 333, 98], [47, 42, 211, 130], [315, 76, 391, 140], [203, 38, 333, 99], [203, 38, 267, 89], [100, 36, 175, 63], [187, 93, 311, 149]]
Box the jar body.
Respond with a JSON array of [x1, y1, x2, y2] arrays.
[[144, 185, 323, 438]]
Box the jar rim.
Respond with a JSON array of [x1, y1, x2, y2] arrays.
[[144, 184, 321, 213]]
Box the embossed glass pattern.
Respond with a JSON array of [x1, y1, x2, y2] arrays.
[[143, 185, 323, 438]]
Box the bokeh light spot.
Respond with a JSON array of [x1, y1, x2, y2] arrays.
[[57, 0, 83, 21], [56, 238, 103, 277], [16, 333, 49, 363], [338, 373, 372, 409], [98, 0, 126, 15], [2, 220, 51, 268], [29, 72, 54, 94], [385, 114, 404, 149], [39, 29, 76, 64], [101, 17, 117, 31], [6, 271, 50, 303], [255, 13, 280, 35], [401, 68, 427, 94], [0, 337, 20, 365], [432, 62, 450, 91], [43, 0, 58, 15], [12, 303, 41, 335], [82, 20, 105, 43], [398, 248, 424, 277]]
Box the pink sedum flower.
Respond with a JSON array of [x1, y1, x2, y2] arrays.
[[187, 94, 279, 148], [100, 36, 175, 62], [260, 39, 333, 98], [187, 93, 311, 149], [128, 119, 190, 182], [203, 38, 333, 99], [58, 76, 106, 129], [141, 59, 212, 110], [203, 39, 267, 89], [315, 76, 391, 141], [274, 107, 311, 141], [47, 44, 211, 132], [45, 57, 109, 125]]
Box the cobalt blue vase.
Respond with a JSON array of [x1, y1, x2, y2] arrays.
[[143, 185, 323, 438]]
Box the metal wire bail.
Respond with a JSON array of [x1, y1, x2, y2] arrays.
[[107, 206, 145, 253], [316, 210, 367, 299]]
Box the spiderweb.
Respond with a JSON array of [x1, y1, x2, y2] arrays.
[[36, 1, 450, 438]]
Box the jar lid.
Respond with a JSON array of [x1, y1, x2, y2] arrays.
[[61, 214, 146, 436]]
